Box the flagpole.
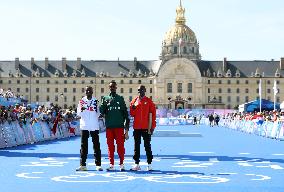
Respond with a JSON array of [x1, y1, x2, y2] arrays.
[[259, 79, 262, 112], [273, 79, 277, 110]]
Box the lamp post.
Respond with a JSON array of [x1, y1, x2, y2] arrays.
[[187, 96, 192, 109], [60, 93, 64, 108], [168, 97, 172, 109]]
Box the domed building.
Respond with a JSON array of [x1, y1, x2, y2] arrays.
[[0, 1, 283, 109]]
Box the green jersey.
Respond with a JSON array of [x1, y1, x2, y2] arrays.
[[100, 93, 129, 129]]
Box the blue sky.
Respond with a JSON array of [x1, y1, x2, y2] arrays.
[[0, 0, 283, 61]]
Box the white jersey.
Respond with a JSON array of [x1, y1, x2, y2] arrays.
[[77, 96, 100, 131]]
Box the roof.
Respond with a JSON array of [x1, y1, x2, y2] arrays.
[[0, 59, 283, 78]]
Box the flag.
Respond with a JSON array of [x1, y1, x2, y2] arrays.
[[52, 113, 61, 135], [273, 79, 278, 96]]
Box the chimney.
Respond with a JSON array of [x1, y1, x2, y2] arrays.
[[62, 57, 67, 71], [280, 57, 284, 70], [76, 57, 81, 70], [223, 57, 227, 72], [15, 57, 20, 69], [45, 57, 49, 70], [134, 57, 138, 69], [31, 57, 35, 69]]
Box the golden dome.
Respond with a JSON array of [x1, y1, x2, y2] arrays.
[[164, 0, 197, 45], [164, 25, 197, 44]]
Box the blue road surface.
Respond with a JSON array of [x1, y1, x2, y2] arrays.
[[1, 124, 284, 192]]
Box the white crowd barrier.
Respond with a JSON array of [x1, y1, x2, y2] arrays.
[[214, 118, 284, 141], [0, 119, 106, 149]]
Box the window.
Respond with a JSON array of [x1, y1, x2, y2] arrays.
[[82, 80, 85, 84], [120, 80, 124, 84], [129, 80, 133, 84], [167, 83, 172, 93], [36, 88, 39, 93], [17, 88, 20, 92], [150, 80, 153, 84], [73, 96, 76, 102], [36, 80, 39, 84], [150, 88, 153, 93], [236, 88, 240, 93], [236, 96, 240, 102], [55, 88, 58, 93], [277, 89, 280, 94], [174, 47, 178, 54], [188, 83, 192, 93], [208, 96, 210, 103], [267, 89, 271, 94], [256, 89, 259, 93], [120, 88, 124, 93], [227, 88, 231, 93], [55, 95, 58, 102], [245, 96, 249, 102], [73, 80, 76, 84], [277, 80, 280, 84], [245, 88, 249, 93], [267, 80, 271, 84], [73, 88, 76, 93], [267, 96, 271, 100], [17, 80, 20, 84], [36, 95, 39, 102], [129, 88, 132, 93], [64, 96, 67, 102], [177, 83, 182, 93], [101, 80, 104, 84], [218, 96, 222, 102], [82, 88, 84, 93], [26, 80, 29, 84], [227, 80, 231, 84], [47, 80, 50, 84], [8, 80, 11, 84], [227, 96, 231, 102], [192, 47, 195, 53], [138, 80, 141, 84], [64, 80, 67, 84], [47, 88, 50, 93], [183, 47, 187, 54], [218, 80, 222, 84], [207, 80, 210, 84], [277, 97, 280, 103], [245, 80, 249, 84], [26, 88, 29, 92], [257, 80, 260, 84], [101, 88, 104, 93], [236, 80, 240, 84], [129, 96, 133, 102], [0, 80, 2, 84], [218, 88, 222, 93], [46, 96, 50, 102], [90, 80, 94, 84], [208, 88, 210, 93], [55, 80, 58, 84], [64, 88, 67, 93]]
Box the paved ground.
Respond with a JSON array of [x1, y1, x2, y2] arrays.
[[1, 124, 284, 192]]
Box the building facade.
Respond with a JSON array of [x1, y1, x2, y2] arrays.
[[0, 1, 283, 109]]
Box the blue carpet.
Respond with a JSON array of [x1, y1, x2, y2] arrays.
[[1, 124, 284, 192]]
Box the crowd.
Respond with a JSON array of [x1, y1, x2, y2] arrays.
[[221, 110, 284, 124], [0, 103, 78, 126]]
